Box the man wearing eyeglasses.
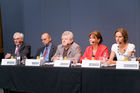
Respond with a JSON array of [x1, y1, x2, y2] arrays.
[[5, 32, 31, 59]]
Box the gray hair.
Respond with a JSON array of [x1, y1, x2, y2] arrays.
[[13, 32, 24, 39], [62, 31, 74, 40]]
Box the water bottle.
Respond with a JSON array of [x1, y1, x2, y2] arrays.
[[40, 52, 44, 66], [131, 54, 136, 61], [16, 53, 21, 65], [21, 56, 27, 65]]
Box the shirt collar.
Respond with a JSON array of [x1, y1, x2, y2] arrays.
[[46, 44, 52, 48]]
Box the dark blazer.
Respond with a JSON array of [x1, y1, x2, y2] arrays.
[[9, 43, 31, 59], [34, 44, 57, 62]]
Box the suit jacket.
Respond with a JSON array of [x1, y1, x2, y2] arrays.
[[34, 44, 57, 62], [52, 42, 82, 63], [9, 43, 31, 59], [80, 44, 109, 63]]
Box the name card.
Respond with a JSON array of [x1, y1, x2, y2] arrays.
[[44, 62, 54, 65], [82, 60, 101, 68], [25, 59, 40, 66], [116, 61, 139, 69], [54, 60, 70, 67], [1, 59, 16, 65]]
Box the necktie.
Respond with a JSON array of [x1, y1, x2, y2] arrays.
[[15, 47, 19, 55], [43, 48, 47, 58]]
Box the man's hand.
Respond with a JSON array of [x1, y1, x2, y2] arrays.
[[5, 53, 11, 59]]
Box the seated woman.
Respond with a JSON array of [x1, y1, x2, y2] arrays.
[[80, 30, 109, 63], [109, 28, 135, 64]]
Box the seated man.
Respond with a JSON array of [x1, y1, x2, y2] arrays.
[[34, 33, 57, 62], [5, 32, 31, 59], [52, 31, 82, 63]]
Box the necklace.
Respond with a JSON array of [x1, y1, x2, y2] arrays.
[[117, 45, 126, 55]]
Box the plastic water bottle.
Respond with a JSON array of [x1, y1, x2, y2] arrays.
[[40, 52, 44, 66], [21, 56, 27, 65], [16, 53, 21, 65], [131, 54, 136, 61]]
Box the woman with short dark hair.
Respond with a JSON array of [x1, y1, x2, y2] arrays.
[[80, 30, 109, 63]]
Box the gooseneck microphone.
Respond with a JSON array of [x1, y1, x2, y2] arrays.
[[119, 42, 122, 44], [67, 43, 70, 46], [92, 41, 95, 44], [18, 41, 23, 44], [67, 42, 73, 46]]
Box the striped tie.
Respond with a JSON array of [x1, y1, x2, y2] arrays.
[[43, 48, 47, 58]]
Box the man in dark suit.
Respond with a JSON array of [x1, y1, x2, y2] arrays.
[[5, 32, 31, 59], [34, 33, 57, 62]]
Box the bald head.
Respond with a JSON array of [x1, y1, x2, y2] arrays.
[[41, 33, 52, 46], [42, 33, 51, 38]]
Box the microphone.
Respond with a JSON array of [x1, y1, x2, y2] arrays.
[[119, 42, 122, 44], [17, 41, 23, 44], [67, 42, 73, 46], [67, 43, 70, 46]]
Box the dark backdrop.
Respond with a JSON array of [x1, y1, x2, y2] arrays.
[[0, 0, 140, 57]]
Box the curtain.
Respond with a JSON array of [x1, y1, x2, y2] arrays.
[[0, 8, 4, 61]]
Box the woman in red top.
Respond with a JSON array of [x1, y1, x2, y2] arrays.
[[80, 31, 109, 63]]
